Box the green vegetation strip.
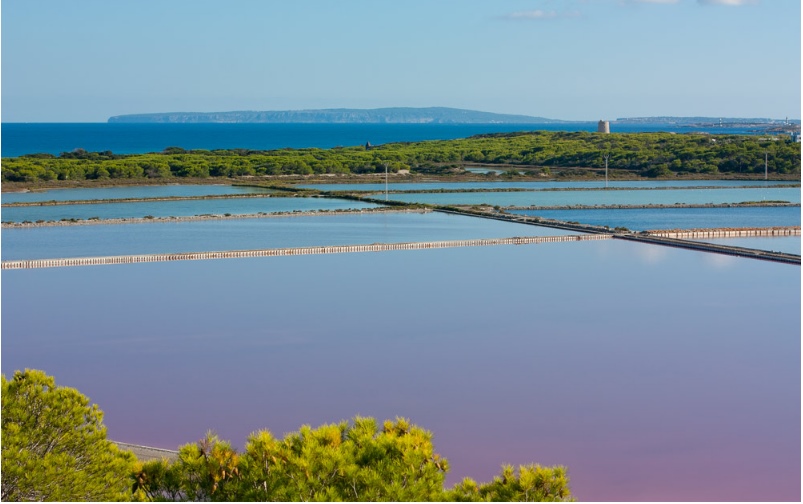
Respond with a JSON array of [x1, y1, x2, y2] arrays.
[[3, 131, 799, 185]]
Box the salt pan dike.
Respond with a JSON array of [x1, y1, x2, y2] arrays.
[[686, 236, 801, 255], [1, 211, 579, 261]]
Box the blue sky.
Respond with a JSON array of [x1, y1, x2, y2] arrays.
[[1, 0, 800, 122]]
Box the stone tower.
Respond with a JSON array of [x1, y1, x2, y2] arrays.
[[597, 120, 610, 134]]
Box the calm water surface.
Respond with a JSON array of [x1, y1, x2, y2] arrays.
[[1, 197, 379, 222], [509, 206, 801, 231], [299, 180, 800, 192], [691, 236, 801, 255], [1, 212, 573, 260], [383, 187, 801, 207], [1, 241, 798, 501], [2, 122, 769, 157], [1, 184, 273, 204]]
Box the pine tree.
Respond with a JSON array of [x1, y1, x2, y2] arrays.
[[1, 369, 136, 501]]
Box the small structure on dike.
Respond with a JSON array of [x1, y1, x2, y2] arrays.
[[597, 120, 610, 134]]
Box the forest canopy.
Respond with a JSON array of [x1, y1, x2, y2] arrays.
[[2, 131, 800, 183]]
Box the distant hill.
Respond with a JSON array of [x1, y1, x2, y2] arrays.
[[107, 107, 563, 124]]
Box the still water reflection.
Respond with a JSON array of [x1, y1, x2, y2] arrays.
[[2, 212, 575, 260], [298, 180, 800, 192], [382, 187, 801, 207], [1, 184, 273, 204], [509, 206, 801, 231], [1, 241, 799, 501], [1, 197, 378, 222], [690, 236, 801, 255]]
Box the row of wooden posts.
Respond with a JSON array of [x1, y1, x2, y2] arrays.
[[1, 234, 612, 270]]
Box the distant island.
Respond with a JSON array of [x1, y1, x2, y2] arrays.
[[107, 107, 564, 124], [107, 109, 800, 127], [616, 116, 800, 125]]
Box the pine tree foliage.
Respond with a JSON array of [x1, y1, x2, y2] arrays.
[[133, 417, 451, 501], [132, 432, 242, 502], [132, 417, 573, 502], [0, 369, 573, 502], [446, 464, 573, 502], [1, 369, 136, 501], [3, 131, 799, 182]]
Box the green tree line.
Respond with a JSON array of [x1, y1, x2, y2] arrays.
[[2, 369, 573, 502], [3, 131, 799, 183]]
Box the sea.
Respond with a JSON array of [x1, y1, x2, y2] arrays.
[[1, 122, 801, 501], [0, 121, 778, 157]]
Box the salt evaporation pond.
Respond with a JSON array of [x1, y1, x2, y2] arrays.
[[381, 186, 801, 206], [689, 236, 801, 255], [297, 180, 799, 192], [1, 197, 379, 222], [1, 211, 576, 260], [1, 184, 273, 204], [509, 206, 801, 231], [1, 240, 798, 501]]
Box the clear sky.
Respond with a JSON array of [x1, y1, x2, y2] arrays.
[[1, 0, 800, 122]]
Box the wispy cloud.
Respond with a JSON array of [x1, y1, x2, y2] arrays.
[[501, 9, 582, 20], [504, 10, 559, 20], [618, 0, 680, 5], [698, 0, 758, 5], [622, 0, 759, 5]]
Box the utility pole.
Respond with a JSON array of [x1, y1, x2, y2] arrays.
[[384, 163, 389, 200], [765, 152, 768, 180], [603, 154, 609, 188]]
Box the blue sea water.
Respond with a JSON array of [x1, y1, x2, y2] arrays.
[[0, 122, 773, 157]]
